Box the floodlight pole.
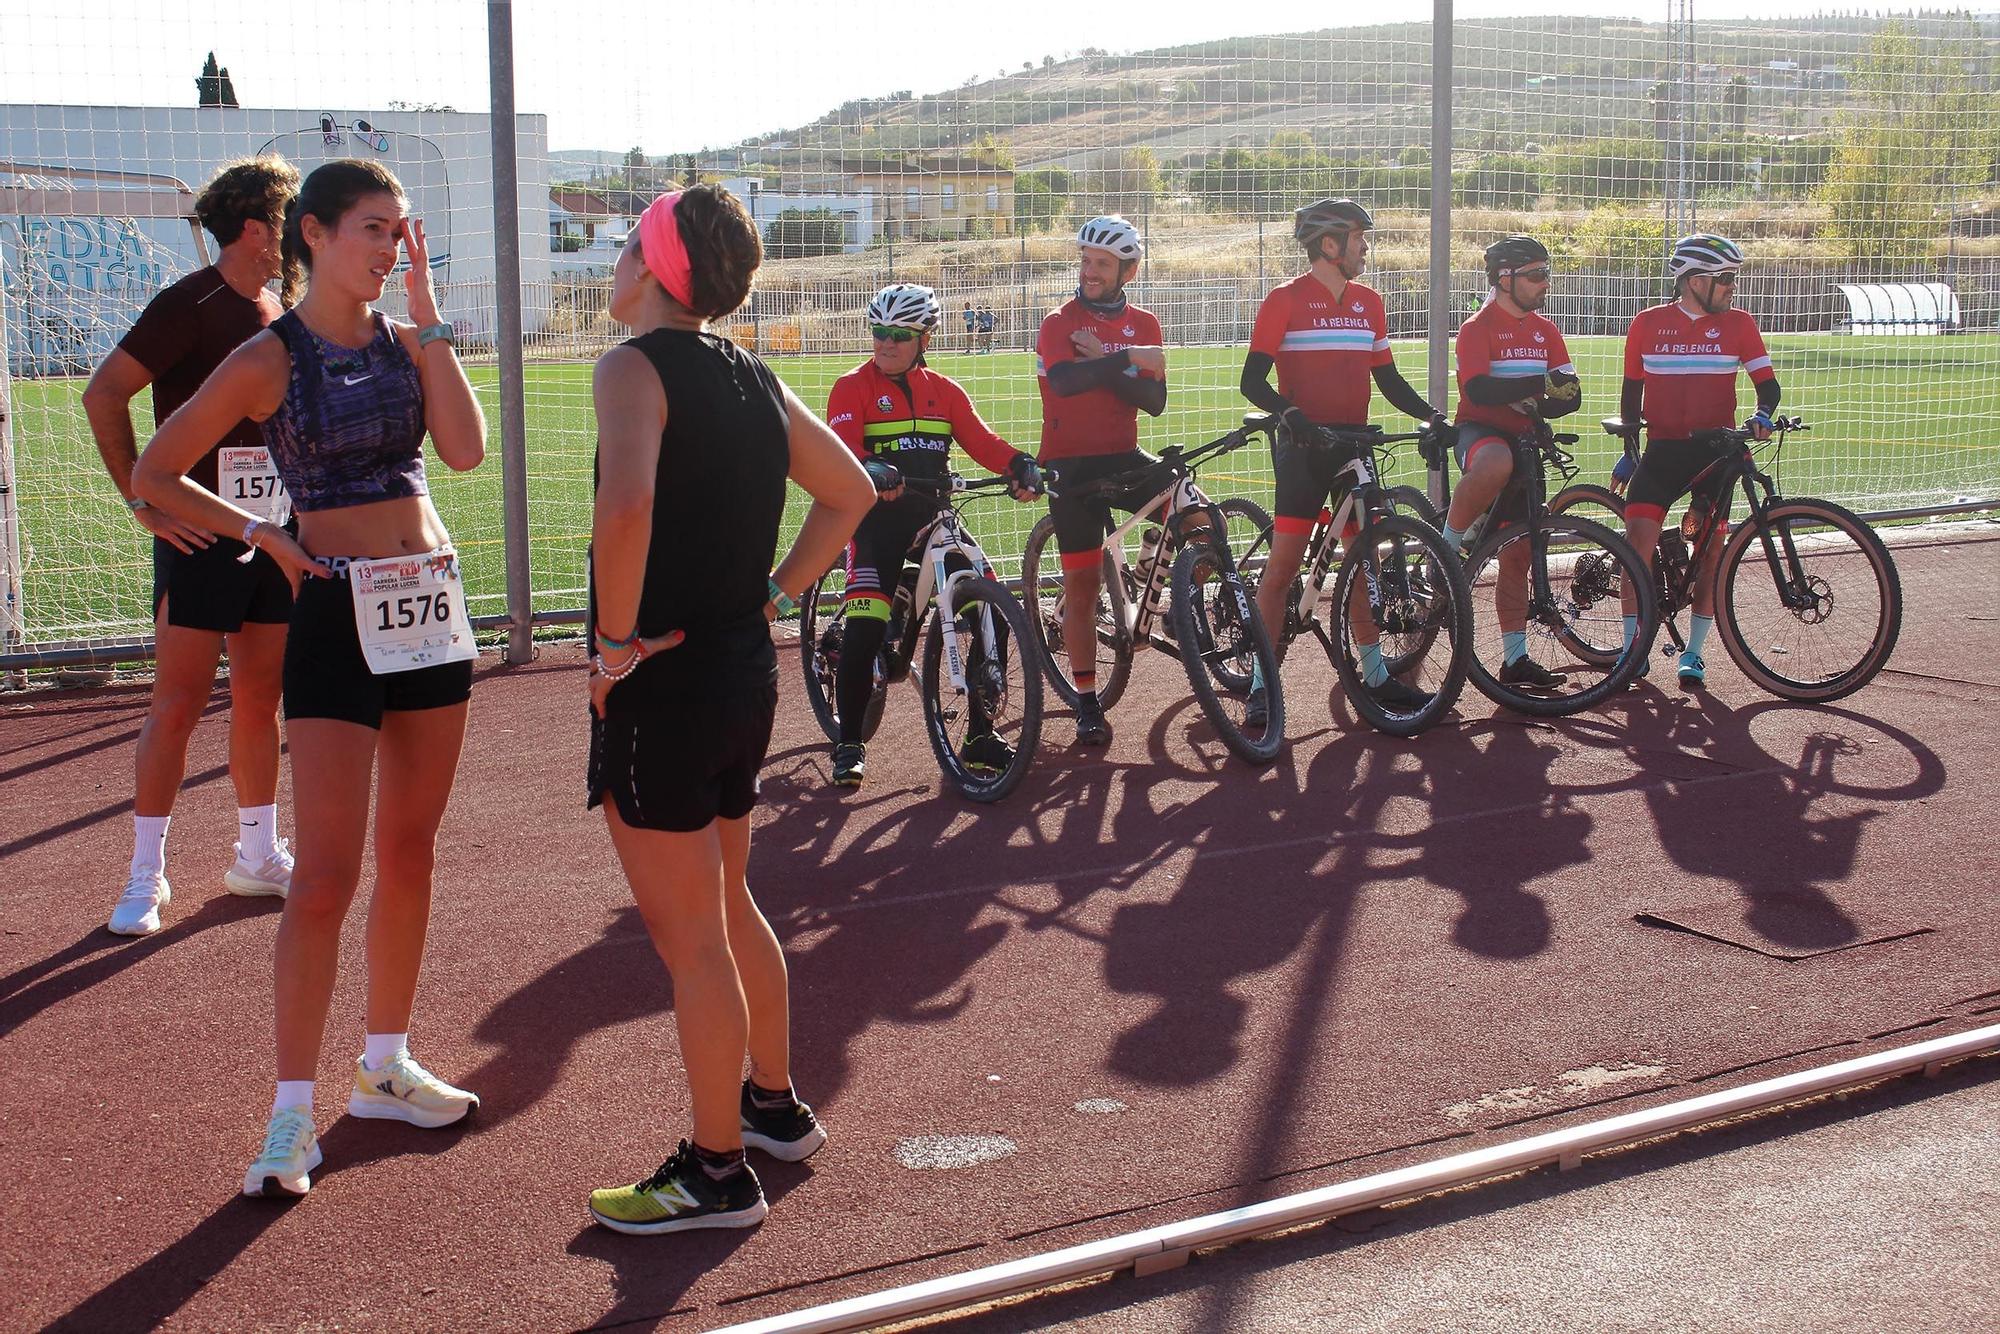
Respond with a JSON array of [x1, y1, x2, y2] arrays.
[[1427, 0, 1453, 510], [488, 0, 534, 665]]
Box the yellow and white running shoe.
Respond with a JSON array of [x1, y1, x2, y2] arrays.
[[346, 1053, 480, 1128], [243, 1107, 321, 1198]]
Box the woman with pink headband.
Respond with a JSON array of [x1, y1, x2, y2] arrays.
[[582, 186, 874, 1234]]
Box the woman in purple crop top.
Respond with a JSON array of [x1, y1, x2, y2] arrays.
[[134, 159, 488, 1201]]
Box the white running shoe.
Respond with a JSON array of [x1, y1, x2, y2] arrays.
[[347, 1052, 480, 1128], [224, 838, 293, 899], [243, 1107, 322, 1197], [108, 870, 171, 936]]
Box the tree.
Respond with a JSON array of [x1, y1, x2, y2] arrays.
[[1723, 76, 1750, 138], [1081, 146, 1160, 217], [1014, 167, 1073, 232], [1818, 19, 2000, 263], [765, 208, 846, 258], [195, 52, 238, 108], [1043, 55, 1055, 69]]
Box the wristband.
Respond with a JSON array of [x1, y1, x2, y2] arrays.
[[767, 578, 797, 618], [594, 625, 637, 651], [242, 518, 263, 548], [1752, 411, 1774, 428], [125, 496, 149, 513], [416, 322, 455, 348]]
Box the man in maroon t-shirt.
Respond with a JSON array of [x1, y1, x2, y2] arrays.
[[83, 155, 299, 936]]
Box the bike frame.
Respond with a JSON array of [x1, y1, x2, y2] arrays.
[[1281, 429, 1429, 649], [883, 478, 1011, 695]]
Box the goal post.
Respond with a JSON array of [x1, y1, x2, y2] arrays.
[[0, 162, 209, 667]]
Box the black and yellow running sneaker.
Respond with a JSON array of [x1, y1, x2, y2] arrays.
[[831, 742, 866, 787], [588, 1140, 767, 1235], [960, 732, 1015, 776], [739, 1080, 829, 1162]]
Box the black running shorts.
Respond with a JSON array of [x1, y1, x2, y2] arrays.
[[587, 678, 779, 832], [282, 575, 474, 729], [153, 534, 293, 633]]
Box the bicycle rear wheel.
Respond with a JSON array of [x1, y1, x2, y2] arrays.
[[799, 567, 888, 743], [1386, 483, 1441, 528], [1328, 514, 1471, 736], [1714, 497, 1901, 702], [921, 577, 1044, 801], [1169, 541, 1283, 764], [1464, 515, 1655, 717], [1019, 513, 1134, 710]]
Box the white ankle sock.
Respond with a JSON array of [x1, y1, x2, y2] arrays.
[[130, 814, 171, 877], [273, 1081, 314, 1115], [363, 1032, 410, 1070], [238, 805, 278, 861]]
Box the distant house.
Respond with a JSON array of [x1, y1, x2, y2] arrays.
[[549, 187, 616, 250], [779, 154, 1016, 241]]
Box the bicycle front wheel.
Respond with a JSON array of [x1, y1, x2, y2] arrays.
[[1715, 497, 1901, 702], [1182, 497, 1274, 696], [1019, 513, 1134, 710], [921, 577, 1045, 802], [1329, 514, 1471, 737], [1464, 515, 1656, 717], [1169, 541, 1284, 764]]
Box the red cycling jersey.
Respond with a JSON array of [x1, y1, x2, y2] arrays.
[[1453, 300, 1575, 438], [825, 359, 1019, 480], [1035, 298, 1166, 461], [1622, 303, 1775, 441], [1249, 274, 1392, 425]]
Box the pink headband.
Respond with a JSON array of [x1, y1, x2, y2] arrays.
[[636, 191, 694, 310]]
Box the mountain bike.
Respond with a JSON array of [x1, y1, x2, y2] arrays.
[[1019, 425, 1283, 764], [1433, 415, 1658, 716], [1551, 416, 1901, 701], [800, 474, 1044, 801], [1233, 417, 1473, 737]]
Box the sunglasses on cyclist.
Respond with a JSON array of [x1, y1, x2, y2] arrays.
[[1512, 266, 1552, 283], [1702, 271, 1740, 286], [871, 325, 920, 343]]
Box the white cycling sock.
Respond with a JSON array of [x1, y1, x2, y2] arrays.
[[272, 1080, 314, 1115], [363, 1032, 410, 1070]]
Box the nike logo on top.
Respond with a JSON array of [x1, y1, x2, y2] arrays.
[[343, 373, 373, 386]]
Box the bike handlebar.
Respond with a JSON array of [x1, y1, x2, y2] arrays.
[[1694, 416, 1810, 446], [1044, 423, 1264, 501]]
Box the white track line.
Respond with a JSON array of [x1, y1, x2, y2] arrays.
[[713, 1023, 2000, 1334]]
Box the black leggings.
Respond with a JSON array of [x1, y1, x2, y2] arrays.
[[834, 567, 1004, 746]]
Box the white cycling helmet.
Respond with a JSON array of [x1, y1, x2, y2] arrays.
[[866, 282, 941, 330], [1077, 215, 1144, 261], [1668, 233, 1744, 279]]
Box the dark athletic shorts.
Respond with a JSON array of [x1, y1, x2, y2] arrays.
[[587, 677, 779, 832], [282, 574, 474, 729], [1044, 449, 1166, 568], [1272, 421, 1368, 535], [153, 534, 293, 633], [1626, 438, 1734, 525]]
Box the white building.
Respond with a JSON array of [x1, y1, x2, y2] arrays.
[[722, 176, 876, 252], [1, 103, 552, 370]]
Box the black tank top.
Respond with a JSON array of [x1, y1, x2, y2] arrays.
[[594, 328, 790, 708]]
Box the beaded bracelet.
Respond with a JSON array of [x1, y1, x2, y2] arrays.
[[592, 643, 646, 682], [242, 519, 263, 548], [594, 624, 637, 652]]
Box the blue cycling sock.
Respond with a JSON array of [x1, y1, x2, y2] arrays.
[[1685, 614, 1714, 659], [1251, 658, 1265, 693], [1623, 614, 1639, 649], [1358, 642, 1388, 688], [1441, 523, 1465, 551], [1502, 630, 1528, 665]]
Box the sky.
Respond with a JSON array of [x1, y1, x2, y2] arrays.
[[0, 1, 1911, 155]]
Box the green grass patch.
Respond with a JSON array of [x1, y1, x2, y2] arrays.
[[7, 333, 1995, 647]]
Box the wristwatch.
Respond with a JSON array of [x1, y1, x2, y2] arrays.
[[766, 577, 797, 618], [416, 322, 455, 348]]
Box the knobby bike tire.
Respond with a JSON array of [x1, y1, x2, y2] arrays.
[[1169, 541, 1284, 765], [1329, 513, 1473, 737], [1020, 513, 1134, 711], [1714, 496, 1902, 702], [920, 577, 1045, 802]]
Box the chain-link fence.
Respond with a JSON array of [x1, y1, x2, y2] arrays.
[[2, 2, 1994, 667]]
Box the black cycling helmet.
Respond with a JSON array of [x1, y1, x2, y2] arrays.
[[1294, 197, 1374, 250], [1484, 235, 1551, 282]]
